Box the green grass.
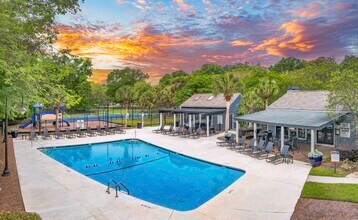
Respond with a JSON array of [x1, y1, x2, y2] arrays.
[[302, 182, 358, 203], [0, 211, 41, 220], [113, 117, 175, 127], [309, 167, 346, 177]]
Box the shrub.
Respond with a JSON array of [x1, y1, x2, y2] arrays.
[[338, 149, 358, 162], [0, 211, 41, 220]]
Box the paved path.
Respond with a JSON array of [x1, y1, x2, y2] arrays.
[[307, 175, 358, 184]]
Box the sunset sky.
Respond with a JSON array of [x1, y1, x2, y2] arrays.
[[55, 0, 358, 84]]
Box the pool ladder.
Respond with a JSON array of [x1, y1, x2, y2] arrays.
[[106, 179, 130, 197]]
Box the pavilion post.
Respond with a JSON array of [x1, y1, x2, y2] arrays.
[[281, 126, 284, 150], [253, 123, 257, 146], [159, 113, 163, 127], [193, 114, 196, 127], [311, 129, 315, 153], [199, 114, 202, 125], [173, 114, 176, 129], [206, 115, 210, 137], [236, 121, 239, 143], [189, 114, 192, 128]]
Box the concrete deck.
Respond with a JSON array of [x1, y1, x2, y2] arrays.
[[14, 127, 311, 220], [307, 175, 358, 184]]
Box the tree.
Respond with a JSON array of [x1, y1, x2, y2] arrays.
[[327, 58, 358, 130], [115, 86, 134, 127], [106, 68, 148, 99], [133, 81, 151, 103], [240, 90, 264, 114], [89, 82, 109, 107], [255, 78, 279, 109], [269, 57, 306, 73], [212, 72, 241, 132]]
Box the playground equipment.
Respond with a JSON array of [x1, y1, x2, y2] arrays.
[[19, 103, 70, 129]]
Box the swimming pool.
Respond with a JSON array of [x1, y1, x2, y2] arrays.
[[39, 139, 245, 211]]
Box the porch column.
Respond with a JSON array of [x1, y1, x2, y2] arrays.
[[281, 126, 284, 150], [311, 129, 315, 153], [159, 113, 163, 127], [206, 115, 210, 137], [199, 114, 201, 125], [180, 114, 183, 125], [253, 123, 257, 146], [236, 121, 239, 143], [189, 114, 192, 128], [193, 114, 196, 127], [173, 114, 176, 129], [141, 112, 144, 127]]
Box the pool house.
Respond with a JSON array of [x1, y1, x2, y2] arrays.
[[235, 90, 356, 152], [159, 93, 241, 136]]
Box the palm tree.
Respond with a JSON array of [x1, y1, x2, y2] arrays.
[[243, 90, 264, 114], [212, 72, 240, 132], [255, 78, 279, 109], [115, 86, 134, 127]]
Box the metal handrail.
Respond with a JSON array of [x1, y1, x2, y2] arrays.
[[117, 182, 130, 195], [106, 179, 130, 197]]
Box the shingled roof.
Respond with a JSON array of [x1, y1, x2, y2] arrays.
[[268, 90, 330, 111], [180, 93, 241, 109]]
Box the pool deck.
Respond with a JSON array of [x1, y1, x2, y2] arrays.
[[14, 127, 311, 220]]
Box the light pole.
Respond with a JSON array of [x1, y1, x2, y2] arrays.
[[2, 90, 26, 176]]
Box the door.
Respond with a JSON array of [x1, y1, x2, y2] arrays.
[[317, 125, 334, 145]]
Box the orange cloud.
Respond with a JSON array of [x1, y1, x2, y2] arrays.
[[231, 40, 254, 46], [289, 3, 322, 18], [251, 20, 315, 56]]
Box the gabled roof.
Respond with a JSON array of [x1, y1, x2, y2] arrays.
[[180, 93, 241, 109], [268, 90, 329, 111]]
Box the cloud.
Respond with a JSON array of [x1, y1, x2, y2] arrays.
[[289, 2, 322, 18], [231, 40, 254, 46]]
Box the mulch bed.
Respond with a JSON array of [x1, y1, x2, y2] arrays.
[[0, 135, 25, 211], [291, 198, 358, 220]]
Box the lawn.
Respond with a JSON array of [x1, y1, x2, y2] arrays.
[[302, 182, 358, 203], [309, 167, 346, 177]]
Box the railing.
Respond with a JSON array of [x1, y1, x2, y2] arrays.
[[106, 179, 130, 197]]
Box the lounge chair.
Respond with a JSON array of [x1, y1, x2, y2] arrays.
[[190, 127, 201, 139], [65, 128, 76, 139], [76, 127, 86, 138], [29, 129, 38, 140], [231, 135, 246, 151], [54, 128, 65, 139], [266, 145, 293, 164], [114, 124, 126, 134], [239, 138, 255, 153], [251, 140, 268, 157], [86, 127, 97, 137], [105, 125, 115, 135], [96, 126, 106, 136], [181, 127, 193, 138], [162, 125, 174, 135], [216, 133, 235, 146], [169, 125, 183, 136], [257, 141, 274, 160], [42, 128, 52, 140], [153, 125, 164, 133]]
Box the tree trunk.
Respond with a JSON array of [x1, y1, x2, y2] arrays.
[[225, 100, 230, 132], [124, 102, 128, 127], [55, 103, 60, 129], [265, 98, 269, 109]]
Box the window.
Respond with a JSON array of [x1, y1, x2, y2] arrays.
[[297, 128, 306, 140], [207, 96, 214, 101]]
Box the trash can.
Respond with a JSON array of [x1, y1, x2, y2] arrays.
[[137, 122, 142, 129]]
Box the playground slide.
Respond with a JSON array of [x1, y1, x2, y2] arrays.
[[19, 112, 70, 129], [19, 119, 35, 129]]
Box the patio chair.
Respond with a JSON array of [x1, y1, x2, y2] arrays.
[[54, 127, 65, 139], [86, 127, 97, 137], [169, 125, 183, 136], [252, 141, 272, 158], [105, 125, 115, 135], [42, 128, 52, 140], [65, 128, 76, 139], [180, 127, 190, 138], [76, 127, 86, 138], [266, 145, 293, 164], [29, 129, 38, 140], [257, 141, 274, 160], [249, 140, 265, 156], [153, 125, 164, 133], [239, 138, 255, 153], [114, 124, 126, 134], [231, 135, 246, 151], [96, 126, 106, 136], [190, 127, 201, 139], [162, 125, 174, 135], [216, 133, 235, 146]]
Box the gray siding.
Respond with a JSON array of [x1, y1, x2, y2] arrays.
[[336, 114, 358, 150]]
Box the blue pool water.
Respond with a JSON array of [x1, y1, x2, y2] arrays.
[[39, 139, 244, 211]]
